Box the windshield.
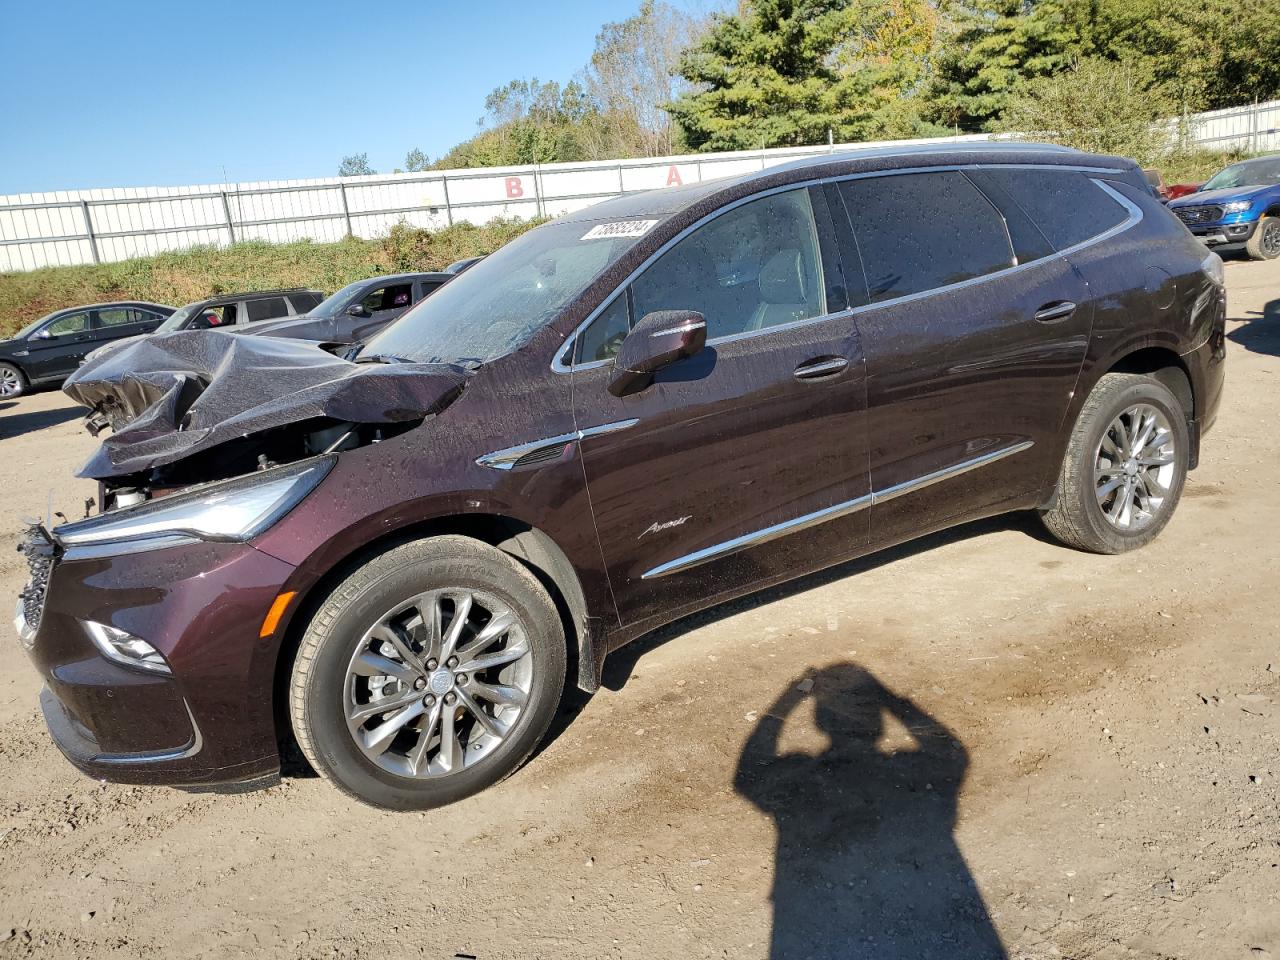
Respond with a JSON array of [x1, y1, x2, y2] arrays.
[[156, 303, 201, 332], [358, 219, 651, 363], [11, 312, 57, 339], [1203, 157, 1280, 191], [307, 280, 366, 319]]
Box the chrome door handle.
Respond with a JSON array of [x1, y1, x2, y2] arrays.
[[1034, 301, 1077, 323], [793, 356, 849, 381]]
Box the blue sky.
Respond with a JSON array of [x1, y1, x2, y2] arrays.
[[0, 0, 718, 194]]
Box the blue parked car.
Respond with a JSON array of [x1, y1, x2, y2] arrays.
[[1167, 154, 1280, 260]]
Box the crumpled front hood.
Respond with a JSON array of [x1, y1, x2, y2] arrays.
[[64, 330, 472, 480]]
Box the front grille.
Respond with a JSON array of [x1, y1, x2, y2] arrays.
[[1174, 205, 1225, 225], [17, 525, 56, 634]]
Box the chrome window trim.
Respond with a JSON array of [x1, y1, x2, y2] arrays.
[[476, 418, 640, 470], [553, 165, 1140, 374], [641, 439, 1033, 579]]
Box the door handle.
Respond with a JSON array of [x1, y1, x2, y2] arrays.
[[1034, 300, 1077, 323], [793, 356, 849, 381]]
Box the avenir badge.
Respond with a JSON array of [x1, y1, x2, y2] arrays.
[[580, 220, 660, 241]]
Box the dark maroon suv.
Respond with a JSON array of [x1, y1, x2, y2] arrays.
[[17, 144, 1226, 809]]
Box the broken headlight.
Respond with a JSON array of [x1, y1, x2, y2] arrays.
[[56, 457, 334, 556]]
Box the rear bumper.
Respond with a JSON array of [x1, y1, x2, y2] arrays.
[[20, 538, 296, 787]]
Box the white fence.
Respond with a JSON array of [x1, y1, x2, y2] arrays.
[[1, 97, 1277, 273]]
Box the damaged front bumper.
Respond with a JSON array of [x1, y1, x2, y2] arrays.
[[19, 530, 298, 787]]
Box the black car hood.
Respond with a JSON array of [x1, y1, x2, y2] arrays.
[[64, 330, 472, 480]]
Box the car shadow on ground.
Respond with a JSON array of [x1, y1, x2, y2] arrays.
[[735, 661, 1006, 959], [1228, 299, 1280, 356], [0, 400, 84, 440]]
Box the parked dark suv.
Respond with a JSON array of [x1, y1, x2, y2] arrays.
[[245, 272, 452, 345], [82, 288, 324, 362], [18, 144, 1225, 810], [0, 302, 174, 397]]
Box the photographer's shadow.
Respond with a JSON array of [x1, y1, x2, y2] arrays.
[[736, 662, 1005, 959]]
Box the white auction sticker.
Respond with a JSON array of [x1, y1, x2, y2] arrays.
[[580, 219, 660, 241]]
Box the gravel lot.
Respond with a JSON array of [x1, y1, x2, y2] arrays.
[[1, 256, 1277, 960]]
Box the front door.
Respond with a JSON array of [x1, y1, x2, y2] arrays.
[[831, 170, 1094, 546], [568, 186, 872, 629], [25, 310, 95, 379]]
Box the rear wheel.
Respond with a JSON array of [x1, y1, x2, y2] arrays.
[[1245, 215, 1280, 260], [1041, 373, 1188, 554], [0, 362, 26, 398], [289, 535, 566, 810]]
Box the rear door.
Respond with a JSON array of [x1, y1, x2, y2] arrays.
[[568, 185, 872, 628], [831, 169, 1093, 546], [24, 310, 95, 379], [93, 306, 162, 347]]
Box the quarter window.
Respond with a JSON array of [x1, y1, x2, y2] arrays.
[[837, 172, 1014, 303], [974, 169, 1128, 251]]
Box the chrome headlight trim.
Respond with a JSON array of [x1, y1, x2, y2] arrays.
[[55, 456, 334, 554]]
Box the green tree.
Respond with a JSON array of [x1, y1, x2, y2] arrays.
[[668, 0, 945, 153], [434, 78, 604, 169], [403, 148, 430, 172], [337, 153, 375, 177], [995, 57, 1177, 161], [931, 0, 1280, 131], [585, 0, 710, 157]]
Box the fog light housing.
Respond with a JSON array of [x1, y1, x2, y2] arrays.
[[83, 621, 171, 675]]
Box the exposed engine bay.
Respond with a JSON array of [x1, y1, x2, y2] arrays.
[[63, 330, 472, 513]]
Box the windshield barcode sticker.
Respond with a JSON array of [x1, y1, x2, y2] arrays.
[[580, 220, 659, 241]]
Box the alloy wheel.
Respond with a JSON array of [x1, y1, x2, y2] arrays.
[[344, 588, 534, 779], [1094, 403, 1177, 531], [1262, 219, 1280, 258], [0, 367, 21, 397]]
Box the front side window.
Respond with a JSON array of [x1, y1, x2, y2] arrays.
[[978, 169, 1127, 251], [360, 283, 413, 313], [44, 312, 90, 337], [838, 172, 1014, 303], [575, 188, 827, 362]]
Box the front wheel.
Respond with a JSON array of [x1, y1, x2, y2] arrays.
[[289, 535, 566, 809], [1041, 373, 1188, 554], [0, 362, 27, 398], [1245, 215, 1280, 260]]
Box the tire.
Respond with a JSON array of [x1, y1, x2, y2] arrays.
[[1244, 215, 1280, 261], [289, 535, 566, 810], [0, 362, 27, 399], [1041, 373, 1189, 554]]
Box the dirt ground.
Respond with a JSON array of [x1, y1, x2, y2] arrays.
[[1, 256, 1277, 960]]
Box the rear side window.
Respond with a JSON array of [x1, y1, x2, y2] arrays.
[[96, 308, 143, 327], [288, 292, 323, 313], [837, 171, 1014, 303], [245, 297, 289, 322], [973, 169, 1128, 251]]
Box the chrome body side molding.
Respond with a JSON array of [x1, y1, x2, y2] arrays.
[[641, 440, 1033, 579], [476, 419, 640, 471]]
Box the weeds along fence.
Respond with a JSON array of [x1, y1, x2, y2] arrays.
[[2, 98, 1277, 273]]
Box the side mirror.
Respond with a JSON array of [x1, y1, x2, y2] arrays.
[[34, 329, 53, 340], [347, 303, 370, 318], [189, 315, 213, 330], [608, 310, 706, 397]]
